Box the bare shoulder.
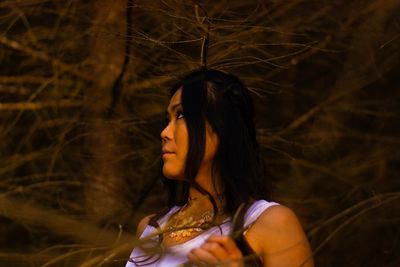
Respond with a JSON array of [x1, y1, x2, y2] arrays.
[[246, 205, 314, 267], [254, 205, 303, 231], [136, 214, 155, 238]]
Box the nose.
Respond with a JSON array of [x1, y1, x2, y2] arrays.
[[161, 121, 173, 143]]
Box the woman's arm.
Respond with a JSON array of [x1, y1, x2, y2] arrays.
[[246, 205, 314, 267], [187, 205, 314, 267]]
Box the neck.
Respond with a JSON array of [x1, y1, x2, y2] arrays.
[[189, 166, 221, 199], [187, 164, 224, 208], [188, 183, 224, 211]]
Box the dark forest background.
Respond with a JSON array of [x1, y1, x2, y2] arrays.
[[0, 0, 399, 266]]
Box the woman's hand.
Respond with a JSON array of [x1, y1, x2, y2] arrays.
[[187, 235, 244, 267]]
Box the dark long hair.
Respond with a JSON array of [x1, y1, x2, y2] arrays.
[[163, 69, 269, 216]]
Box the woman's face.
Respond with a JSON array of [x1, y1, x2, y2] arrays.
[[161, 88, 218, 180]]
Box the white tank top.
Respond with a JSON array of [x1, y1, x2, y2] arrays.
[[125, 199, 279, 267]]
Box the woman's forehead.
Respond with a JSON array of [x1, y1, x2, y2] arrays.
[[168, 88, 182, 111]]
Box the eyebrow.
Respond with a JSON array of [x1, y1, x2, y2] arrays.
[[167, 103, 182, 113]]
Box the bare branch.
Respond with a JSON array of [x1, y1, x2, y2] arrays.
[[0, 35, 91, 81]]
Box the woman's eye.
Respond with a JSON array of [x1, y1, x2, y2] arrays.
[[176, 111, 184, 119]]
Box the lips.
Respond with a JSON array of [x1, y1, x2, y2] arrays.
[[162, 148, 174, 153], [162, 153, 175, 160], [162, 148, 175, 158]]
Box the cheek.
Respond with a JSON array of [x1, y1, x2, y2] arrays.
[[203, 128, 218, 163], [162, 122, 188, 179], [174, 122, 188, 161]]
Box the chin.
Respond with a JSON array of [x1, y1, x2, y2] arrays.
[[162, 166, 185, 180]]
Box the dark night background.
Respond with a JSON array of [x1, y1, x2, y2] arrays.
[[0, 0, 399, 266]]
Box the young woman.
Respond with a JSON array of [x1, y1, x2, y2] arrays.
[[126, 69, 314, 267]]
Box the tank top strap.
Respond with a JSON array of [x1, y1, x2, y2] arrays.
[[243, 199, 280, 228], [157, 206, 180, 227], [139, 206, 181, 238]]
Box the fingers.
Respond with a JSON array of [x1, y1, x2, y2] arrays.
[[202, 242, 230, 260], [187, 235, 243, 267], [206, 236, 242, 259], [188, 248, 219, 265]]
